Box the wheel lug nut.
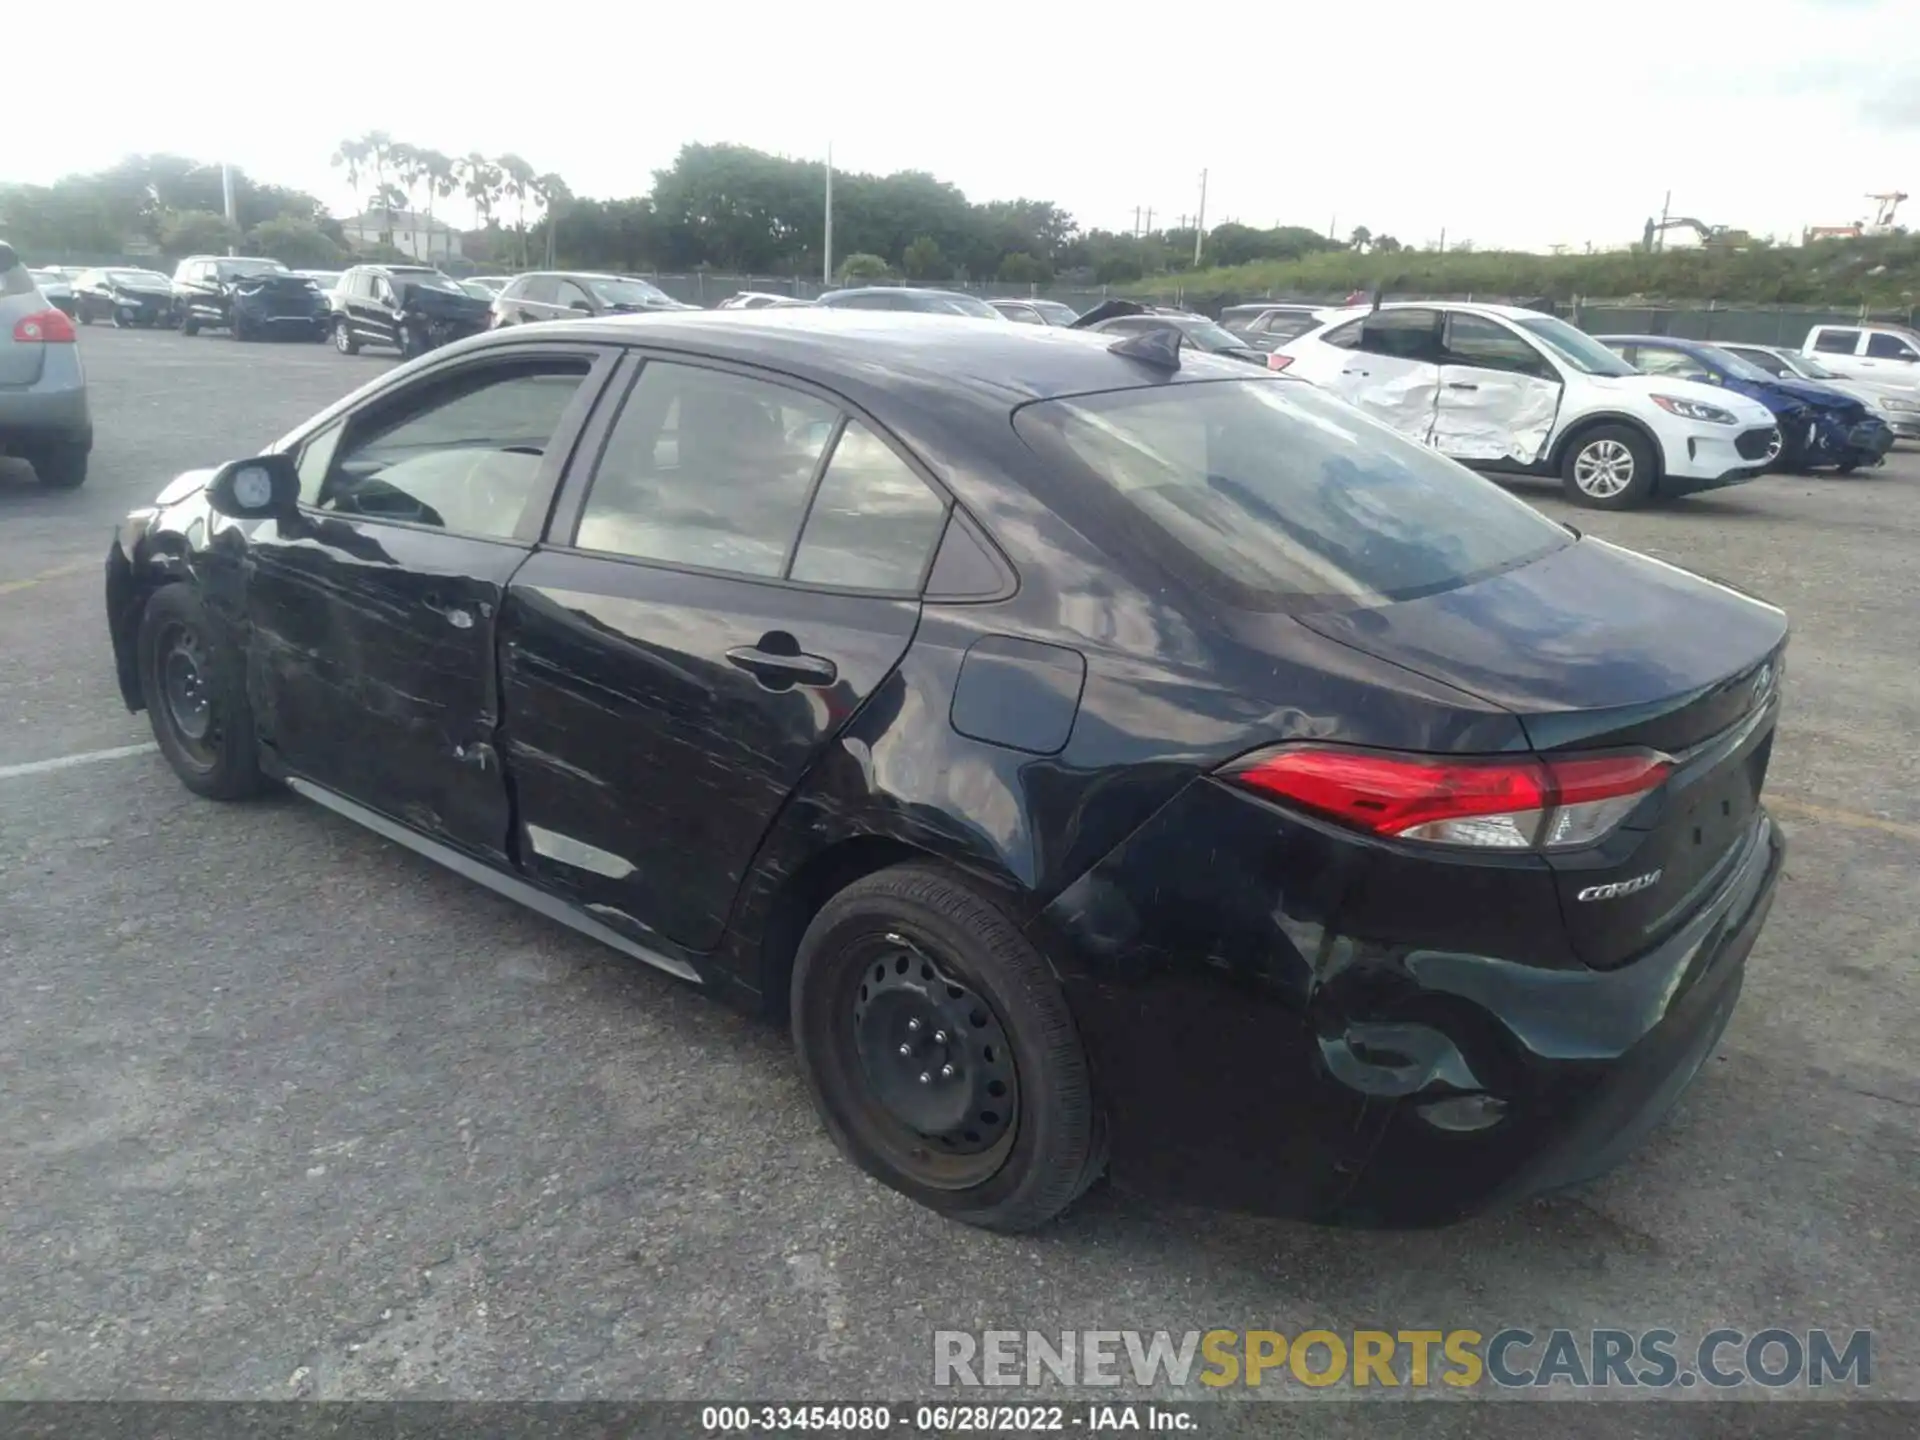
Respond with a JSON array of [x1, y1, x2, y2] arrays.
[[898, 1044, 912, 1056], [934, 1030, 948, 1044], [941, 1064, 955, 1078], [918, 1071, 932, 1085], [907, 1019, 922, 1033]]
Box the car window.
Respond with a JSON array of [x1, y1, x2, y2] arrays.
[[572, 362, 839, 578], [295, 422, 344, 506], [523, 276, 559, 304], [1865, 332, 1919, 360], [1253, 312, 1318, 342], [1726, 347, 1790, 377], [554, 279, 591, 309], [1319, 320, 1363, 351], [373, 278, 396, 305], [1012, 377, 1571, 610], [827, 291, 892, 310], [311, 358, 592, 537], [1812, 328, 1860, 355], [789, 422, 948, 591], [1001, 305, 1045, 325], [1634, 347, 1716, 383], [1355, 309, 1441, 363], [1440, 314, 1553, 378]]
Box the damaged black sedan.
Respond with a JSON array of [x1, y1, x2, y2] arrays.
[[173, 255, 331, 341], [103, 312, 1786, 1231]]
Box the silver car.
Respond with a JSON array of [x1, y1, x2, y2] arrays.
[[0, 242, 91, 489]]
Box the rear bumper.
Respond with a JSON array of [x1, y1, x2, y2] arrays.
[[0, 356, 92, 448], [1038, 780, 1784, 1226]]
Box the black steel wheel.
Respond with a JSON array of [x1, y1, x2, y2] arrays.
[[791, 863, 1105, 1231], [136, 585, 266, 801]]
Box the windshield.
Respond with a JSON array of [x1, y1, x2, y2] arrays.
[[1012, 378, 1571, 609], [586, 276, 670, 306], [1698, 345, 1778, 384], [1725, 347, 1792, 377], [109, 269, 169, 286], [220, 259, 289, 279], [396, 272, 462, 294], [930, 292, 1002, 319], [1513, 315, 1637, 377], [31, 269, 67, 284]]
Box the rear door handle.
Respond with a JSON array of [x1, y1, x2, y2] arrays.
[[726, 637, 838, 691], [422, 592, 476, 630]]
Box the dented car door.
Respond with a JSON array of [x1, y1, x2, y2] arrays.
[[1320, 308, 1443, 443], [243, 345, 614, 863], [1430, 312, 1563, 464]]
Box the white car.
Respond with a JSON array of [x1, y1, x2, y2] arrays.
[[1276, 302, 1781, 509], [1801, 323, 1920, 386], [1719, 343, 1920, 441]]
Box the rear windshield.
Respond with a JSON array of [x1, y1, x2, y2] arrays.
[[1012, 378, 1571, 609]]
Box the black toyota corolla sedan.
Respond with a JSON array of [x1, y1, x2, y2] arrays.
[[103, 311, 1786, 1231]]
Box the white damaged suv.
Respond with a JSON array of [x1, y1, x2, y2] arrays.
[[1276, 302, 1781, 509]]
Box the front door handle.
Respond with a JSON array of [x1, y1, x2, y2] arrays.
[[1447, 382, 1480, 391], [422, 592, 476, 629], [726, 635, 838, 691]]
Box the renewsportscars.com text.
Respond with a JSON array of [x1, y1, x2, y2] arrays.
[[933, 1328, 1873, 1391]]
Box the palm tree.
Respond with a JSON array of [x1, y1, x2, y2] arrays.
[[496, 153, 536, 267], [459, 153, 503, 245], [533, 172, 571, 268], [419, 150, 457, 255]]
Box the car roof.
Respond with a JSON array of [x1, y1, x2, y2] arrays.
[[825, 286, 980, 300], [1592, 334, 1719, 349], [469, 309, 1260, 410]]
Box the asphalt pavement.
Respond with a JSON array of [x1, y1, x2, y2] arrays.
[[1, 327, 1916, 1418]]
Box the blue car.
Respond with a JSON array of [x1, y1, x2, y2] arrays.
[[1597, 335, 1894, 473]]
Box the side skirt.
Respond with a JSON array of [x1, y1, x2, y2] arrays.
[[280, 774, 706, 986]]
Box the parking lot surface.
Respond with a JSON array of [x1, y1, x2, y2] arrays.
[[2, 327, 1916, 1413]]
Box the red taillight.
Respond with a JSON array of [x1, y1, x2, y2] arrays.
[[13, 307, 76, 343], [1266, 352, 1294, 371], [1223, 745, 1670, 851]]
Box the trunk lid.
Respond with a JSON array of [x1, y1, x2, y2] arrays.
[[1296, 537, 1788, 968]]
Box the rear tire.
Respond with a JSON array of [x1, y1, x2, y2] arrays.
[[28, 442, 88, 490], [181, 314, 200, 336], [136, 585, 266, 801], [790, 863, 1105, 1232], [1561, 423, 1657, 509], [333, 317, 359, 355]]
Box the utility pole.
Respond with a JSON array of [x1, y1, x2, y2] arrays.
[[1193, 168, 1208, 266], [823, 143, 834, 285], [1133, 205, 1141, 238], [1656, 189, 1671, 253], [1438, 226, 1446, 254], [221, 160, 237, 254], [1144, 207, 1154, 233]]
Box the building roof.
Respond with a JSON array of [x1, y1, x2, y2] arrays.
[[340, 210, 458, 234]]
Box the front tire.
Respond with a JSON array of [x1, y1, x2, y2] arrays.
[[790, 863, 1104, 1232], [136, 585, 266, 801], [1561, 423, 1657, 509], [181, 313, 200, 336], [333, 317, 359, 355]]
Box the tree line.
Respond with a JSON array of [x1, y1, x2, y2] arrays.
[[4, 141, 1912, 305]]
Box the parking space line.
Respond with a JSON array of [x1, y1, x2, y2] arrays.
[[1770, 796, 1920, 844], [0, 560, 90, 597], [0, 742, 157, 782]]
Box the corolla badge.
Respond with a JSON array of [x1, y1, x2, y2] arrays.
[[1578, 869, 1662, 902], [1751, 661, 1776, 708]]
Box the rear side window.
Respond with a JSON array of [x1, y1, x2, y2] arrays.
[[1812, 328, 1859, 355], [789, 422, 948, 591], [574, 362, 838, 578], [1012, 378, 1571, 609], [1356, 309, 1442, 362]]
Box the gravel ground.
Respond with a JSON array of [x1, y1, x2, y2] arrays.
[[1, 326, 1914, 1424]]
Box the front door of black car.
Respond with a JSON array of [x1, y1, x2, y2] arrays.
[[498, 355, 953, 950], [245, 344, 615, 863]]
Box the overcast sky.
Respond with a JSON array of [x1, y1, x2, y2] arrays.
[[14, 0, 1916, 253]]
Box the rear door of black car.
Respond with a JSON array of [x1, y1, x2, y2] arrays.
[[497, 351, 953, 951], [247, 341, 619, 864]]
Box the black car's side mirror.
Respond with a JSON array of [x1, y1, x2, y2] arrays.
[[205, 454, 301, 523]]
